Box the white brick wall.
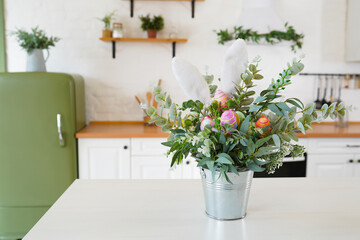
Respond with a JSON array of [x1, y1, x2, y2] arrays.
[[4, 0, 360, 122]]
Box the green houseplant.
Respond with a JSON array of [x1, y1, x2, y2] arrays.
[[139, 14, 164, 38], [145, 39, 345, 220], [12, 26, 60, 72], [215, 23, 304, 53], [99, 10, 116, 38]]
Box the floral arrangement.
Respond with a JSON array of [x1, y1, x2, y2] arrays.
[[215, 23, 304, 53], [145, 39, 345, 183]]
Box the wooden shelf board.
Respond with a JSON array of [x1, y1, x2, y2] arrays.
[[100, 37, 187, 43]]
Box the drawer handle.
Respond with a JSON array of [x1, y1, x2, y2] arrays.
[[186, 161, 190, 165], [346, 144, 360, 148], [124, 145, 128, 150], [349, 159, 354, 163]]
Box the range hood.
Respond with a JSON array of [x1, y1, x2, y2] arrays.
[[239, 0, 285, 33]]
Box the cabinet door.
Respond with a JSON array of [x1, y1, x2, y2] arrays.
[[78, 138, 131, 179], [307, 154, 354, 177], [182, 158, 201, 179], [131, 156, 182, 179]]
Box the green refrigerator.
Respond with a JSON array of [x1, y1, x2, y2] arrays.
[[0, 73, 86, 240]]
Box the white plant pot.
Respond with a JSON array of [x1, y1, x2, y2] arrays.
[[26, 49, 47, 72]]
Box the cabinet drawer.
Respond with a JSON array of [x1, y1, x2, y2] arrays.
[[308, 138, 360, 154], [131, 138, 168, 156]]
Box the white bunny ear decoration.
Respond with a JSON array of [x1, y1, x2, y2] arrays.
[[220, 39, 248, 95], [172, 57, 211, 103]]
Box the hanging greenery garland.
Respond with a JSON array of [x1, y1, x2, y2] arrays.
[[215, 23, 304, 53]]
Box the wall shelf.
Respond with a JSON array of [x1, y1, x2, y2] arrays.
[[100, 37, 188, 58], [127, 0, 205, 18]]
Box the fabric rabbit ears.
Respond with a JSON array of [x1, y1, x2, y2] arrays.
[[172, 39, 248, 104]]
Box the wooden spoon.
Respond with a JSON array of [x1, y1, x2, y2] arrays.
[[146, 91, 152, 107]]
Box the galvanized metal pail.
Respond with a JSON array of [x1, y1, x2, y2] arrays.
[[200, 167, 254, 220]]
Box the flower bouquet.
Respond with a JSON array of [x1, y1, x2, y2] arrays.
[[145, 39, 345, 220]]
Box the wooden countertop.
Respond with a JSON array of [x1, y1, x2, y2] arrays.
[[76, 121, 169, 138], [76, 121, 360, 138]]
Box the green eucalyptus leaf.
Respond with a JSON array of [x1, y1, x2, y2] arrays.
[[206, 161, 214, 172], [229, 164, 240, 176], [279, 133, 291, 142], [155, 118, 167, 127], [249, 105, 262, 112], [335, 102, 345, 111], [240, 116, 250, 134], [254, 96, 267, 104], [272, 134, 281, 147], [146, 106, 157, 116], [268, 103, 284, 116], [287, 130, 299, 141], [277, 102, 293, 112], [321, 104, 328, 116], [304, 102, 315, 115], [165, 96, 172, 108], [328, 102, 337, 114], [255, 135, 272, 149], [254, 158, 267, 166], [153, 86, 161, 95], [169, 103, 176, 121], [254, 146, 278, 157], [296, 121, 305, 134], [216, 157, 233, 165], [246, 163, 265, 172], [254, 74, 264, 80]]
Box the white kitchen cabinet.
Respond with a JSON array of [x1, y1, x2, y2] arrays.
[[78, 138, 131, 179], [307, 138, 360, 177], [78, 138, 200, 180]]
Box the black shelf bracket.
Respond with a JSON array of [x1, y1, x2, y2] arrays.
[[109, 41, 180, 59], [112, 41, 116, 59], [130, 0, 134, 17], [129, 0, 199, 18], [191, 0, 195, 18]]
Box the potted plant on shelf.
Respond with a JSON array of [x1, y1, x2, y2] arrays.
[[99, 10, 116, 38], [139, 14, 164, 39], [12, 26, 60, 72], [144, 39, 346, 220]]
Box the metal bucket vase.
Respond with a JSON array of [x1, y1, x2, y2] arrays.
[[200, 167, 253, 220], [26, 49, 48, 72]]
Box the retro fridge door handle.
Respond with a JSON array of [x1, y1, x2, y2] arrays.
[[57, 114, 65, 147]]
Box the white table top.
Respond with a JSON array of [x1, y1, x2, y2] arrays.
[[23, 178, 360, 240]]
